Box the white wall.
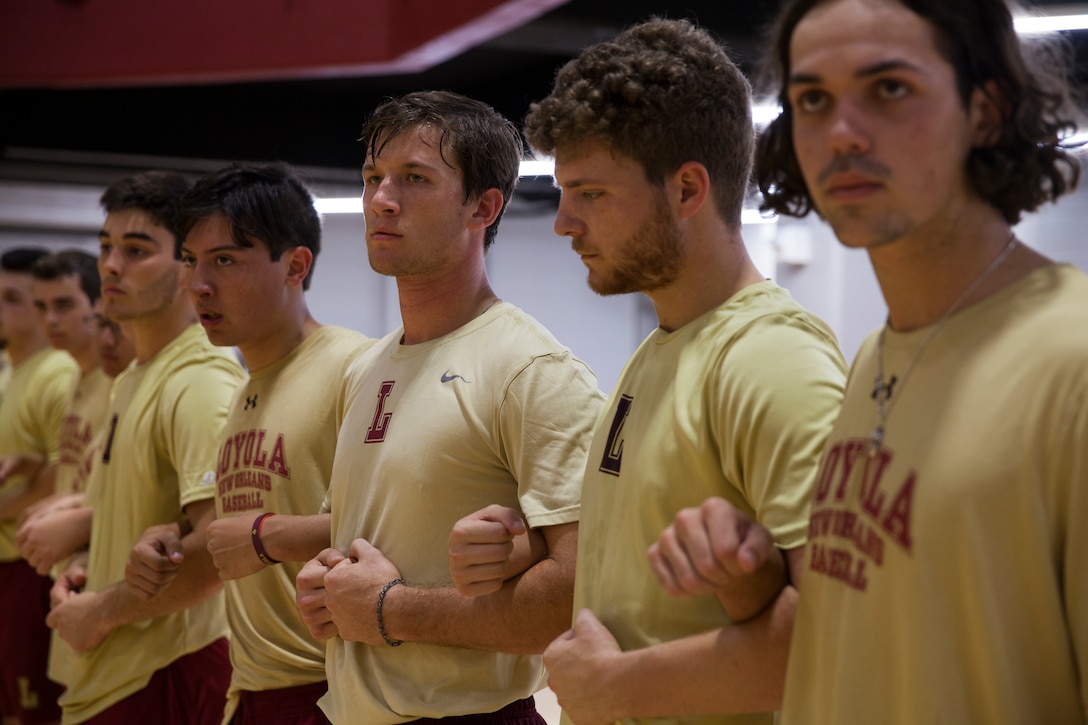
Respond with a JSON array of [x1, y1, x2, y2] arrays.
[[1, 176, 1086, 391]]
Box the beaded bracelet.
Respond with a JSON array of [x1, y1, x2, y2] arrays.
[[377, 577, 404, 647], [251, 512, 281, 566]]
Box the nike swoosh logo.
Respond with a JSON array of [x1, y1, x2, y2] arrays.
[[441, 371, 470, 383]]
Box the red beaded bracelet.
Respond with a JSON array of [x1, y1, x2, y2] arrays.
[[251, 512, 281, 566]]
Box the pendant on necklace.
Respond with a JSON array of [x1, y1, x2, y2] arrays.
[[868, 425, 884, 458]]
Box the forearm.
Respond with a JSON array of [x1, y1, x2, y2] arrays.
[[18, 505, 94, 569], [55, 506, 94, 556], [716, 547, 788, 622], [260, 513, 331, 563], [0, 463, 57, 520], [101, 527, 222, 629], [608, 585, 798, 718], [384, 523, 576, 653]]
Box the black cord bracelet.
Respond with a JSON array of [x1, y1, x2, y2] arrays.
[[377, 577, 404, 647]]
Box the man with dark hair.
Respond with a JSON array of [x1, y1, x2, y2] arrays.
[[127, 161, 374, 725], [0, 247, 78, 725], [46, 170, 244, 724], [522, 17, 847, 725], [740, 0, 1086, 721], [294, 90, 604, 724]]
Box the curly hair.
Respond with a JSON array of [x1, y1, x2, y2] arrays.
[[100, 170, 194, 243], [177, 162, 322, 290], [524, 17, 754, 227], [360, 91, 523, 251], [755, 0, 1082, 224]]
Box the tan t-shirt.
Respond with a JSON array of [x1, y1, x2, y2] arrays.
[[322, 302, 604, 724], [60, 325, 243, 723], [54, 366, 113, 496], [569, 280, 846, 725], [0, 347, 78, 560], [0, 349, 11, 408], [216, 326, 373, 721], [782, 265, 1088, 725], [47, 365, 115, 687]]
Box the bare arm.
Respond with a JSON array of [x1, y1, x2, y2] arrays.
[[0, 460, 56, 521], [325, 521, 577, 654], [207, 512, 331, 580], [647, 496, 788, 621], [0, 452, 45, 487], [47, 498, 223, 653], [16, 504, 93, 575], [544, 546, 805, 723], [19, 491, 86, 526], [448, 505, 548, 597]]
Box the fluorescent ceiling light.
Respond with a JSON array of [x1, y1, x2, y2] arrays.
[[519, 158, 555, 176], [1014, 12, 1088, 33], [315, 191, 776, 225], [313, 197, 363, 214], [752, 103, 781, 127]]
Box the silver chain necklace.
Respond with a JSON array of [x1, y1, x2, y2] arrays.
[[868, 233, 1019, 458]]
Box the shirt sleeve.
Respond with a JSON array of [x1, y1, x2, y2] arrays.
[[715, 314, 847, 549], [1056, 383, 1088, 712], [498, 351, 606, 529], [38, 356, 79, 464], [159, 358, 243, 508]]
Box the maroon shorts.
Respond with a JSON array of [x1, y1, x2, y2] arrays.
[[80, 638, 230, 725], [0, 559, 64, 724], [231, 681, 330, 725], [407, 697, 545, 724]]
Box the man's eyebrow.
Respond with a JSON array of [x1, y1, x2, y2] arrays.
[[789, 59, 925, 85], [553, 176, 605, 190], [180, 243, 243, 256], [363, 160, 441, 173], [98, 229, 157, 242]]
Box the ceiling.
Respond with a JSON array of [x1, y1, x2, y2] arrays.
[[1, 0, 1085, 188]]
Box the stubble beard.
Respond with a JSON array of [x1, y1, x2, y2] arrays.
[[823, 203, 915, 251], [103, 264, 181, 323], [588, 196, 683, 296]]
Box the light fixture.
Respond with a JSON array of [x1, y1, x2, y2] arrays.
[[1014, 12, 1088, 34], [315, 179, 778, 225], [313, 197, 363, 214]]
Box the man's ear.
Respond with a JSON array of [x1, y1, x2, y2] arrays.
[[673, 161, 711, 220], [969, 79, 1009, 149], [468, 188, 505, 231], [284, 246, 314, 288]]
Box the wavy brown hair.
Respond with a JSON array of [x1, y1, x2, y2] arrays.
[[525, 17, 754, 227], [360, 91, 522, 251], [755, 0, 1082, 224]]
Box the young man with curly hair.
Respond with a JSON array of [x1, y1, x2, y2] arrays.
[[523, 18, 847, 725]]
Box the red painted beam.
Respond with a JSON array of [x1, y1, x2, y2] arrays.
[[0, 0, 570, 88]]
